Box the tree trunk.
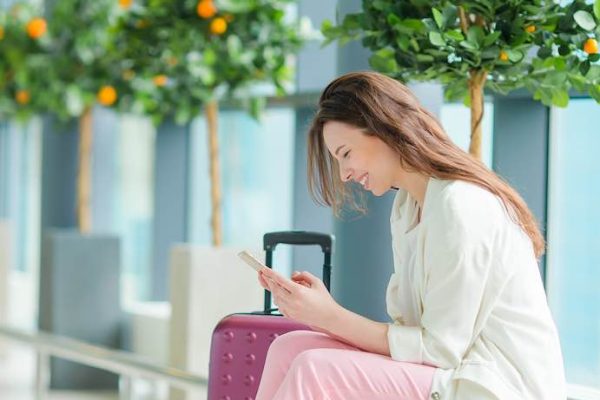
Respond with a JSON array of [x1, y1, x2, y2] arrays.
[[77, 106, 93, 233], [468, 70, 488, 160], [205, 100, 222, 246]]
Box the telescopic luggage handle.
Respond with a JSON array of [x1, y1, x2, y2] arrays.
[[262, 231, 334, 314]]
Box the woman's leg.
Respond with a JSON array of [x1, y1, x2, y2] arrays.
[[255, 330, 436, 400], [255, 330, 360, 400], [273, 348, 435, 400]]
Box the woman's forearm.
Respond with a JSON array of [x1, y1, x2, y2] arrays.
[[322, 305, 391, 356]]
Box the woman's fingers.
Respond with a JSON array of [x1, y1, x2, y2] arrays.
[[291, 271, 325, 289], [260, 268, 296, 293], [291, 273, 312, 287], [258, 271, 269, 289]]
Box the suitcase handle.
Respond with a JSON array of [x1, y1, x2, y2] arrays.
[[262, 231, 334, 314], [264, 231, 333, 253]]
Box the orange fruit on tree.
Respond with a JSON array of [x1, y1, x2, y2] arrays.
[[26, 17, 47, 39], [584, 38, 598, 55], [525, 25, 536, 33], [210, 17, 227, 35], [119, 0, 133, 10], [16, 90, 30, 105], [0, 26, 4, 41], [197, 0, 217, 19], [153, 75, 168, 87], [97, 85, 117, 106], [499, 50, 509, 61]]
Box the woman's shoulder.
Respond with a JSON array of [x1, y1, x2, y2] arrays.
[[426, 178, 508, 237]]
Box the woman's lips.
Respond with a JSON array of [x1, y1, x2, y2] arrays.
[[359, 173, 369, 189]]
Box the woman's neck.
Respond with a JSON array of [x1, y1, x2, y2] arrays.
[[396, 173, 430, 208]]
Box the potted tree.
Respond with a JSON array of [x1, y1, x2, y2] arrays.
[[0, 1, 54, 356], [323, 0, 600, 160], [33, 0, 126, 391], [112, 0, 310, 245], [109, 0, 312, 393]]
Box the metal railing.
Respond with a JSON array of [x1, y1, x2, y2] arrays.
[[0, 325, 208, 399]]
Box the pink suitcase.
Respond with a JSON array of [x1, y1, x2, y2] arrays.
[[207, 231, 334, 400]]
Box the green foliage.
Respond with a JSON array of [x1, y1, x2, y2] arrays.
[[322, 0, 600, 107], [45, 0, 119, 119], [102, 0, 309, 124], [0, 0, 310, 124], [0, 3, 51, 120]]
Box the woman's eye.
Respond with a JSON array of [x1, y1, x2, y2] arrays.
[[343, 150, 350, 159]]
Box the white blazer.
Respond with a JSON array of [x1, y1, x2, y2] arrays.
[[386, 177, 566, 399]]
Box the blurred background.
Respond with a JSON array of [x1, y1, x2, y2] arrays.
[[0, 0, 599, 399]]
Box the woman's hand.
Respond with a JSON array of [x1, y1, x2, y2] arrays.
[[257, 268, 341, 331]]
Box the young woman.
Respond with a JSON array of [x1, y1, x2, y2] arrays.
[[254, 71, 566, 400]]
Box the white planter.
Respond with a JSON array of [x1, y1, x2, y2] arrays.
[[0, 220, 11, 358], [168, 244, 264, 398], [126, 301, 170, 364]]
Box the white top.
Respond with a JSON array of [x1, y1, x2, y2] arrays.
[[386, 177, 566, 400]]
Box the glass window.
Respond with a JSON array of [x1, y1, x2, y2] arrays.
[[0, 118, 41, 274], [188, 108, 296, 273], [440, 101, 494, 168], [547, 98, 600, 390], [114, 115, 156, 304]]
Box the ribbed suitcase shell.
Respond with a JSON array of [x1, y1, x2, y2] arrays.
[[206, 231, 334, 400]]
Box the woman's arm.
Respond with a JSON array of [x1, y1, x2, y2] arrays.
[[259, 268, 391, 356], [322, 305, 391, 356]]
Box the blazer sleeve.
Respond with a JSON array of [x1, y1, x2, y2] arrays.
[[387, 197, 498, 369]]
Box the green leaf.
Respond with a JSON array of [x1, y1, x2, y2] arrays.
[[369, 48, 398, 73], [445, 30, 464, 41], [482, 31, 502, 47], [416, 54, 434, 62], [459, 40, 478, 51], [595, 0, 600, 20], [429, 31, 446, 47], [553, 57, 567, 71], [506, 49, 524, 62], [393, 18, 426, 35], [466, 26, 485, 48], [580, 60, 591, 75], [590, 84, 600, 103], [432, 8, 444, 29], [574, 10, 596, 31], [537, 47, 552, 59], [248, 96, 265, 121], [551, 89, 569, 107], [442, 6, 458, 30], [589, 53, 600, 62], [371, 0, 388, 11]]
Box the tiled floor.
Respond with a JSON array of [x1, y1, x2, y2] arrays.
[[0, 340, 207, 400]]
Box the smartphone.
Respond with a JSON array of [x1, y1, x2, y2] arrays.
[[238, 250, 268, 273]]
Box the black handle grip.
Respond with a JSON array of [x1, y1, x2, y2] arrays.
[[263, 231, 333, 253], [262, 231, 334, 314]]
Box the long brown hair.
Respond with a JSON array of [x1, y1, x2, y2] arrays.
[[307, 71, 545, 259]]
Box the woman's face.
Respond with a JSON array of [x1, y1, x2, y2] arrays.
[[323, 121, 401, 196]]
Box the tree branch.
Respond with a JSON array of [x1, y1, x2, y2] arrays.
[[458, 6, 469, 35]]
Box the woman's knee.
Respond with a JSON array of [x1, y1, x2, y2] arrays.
[[266, 330, 321, 360], [268, 330, 325, 353]]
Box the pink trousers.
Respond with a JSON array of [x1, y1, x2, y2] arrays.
[[255, 330, 436, 400]]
